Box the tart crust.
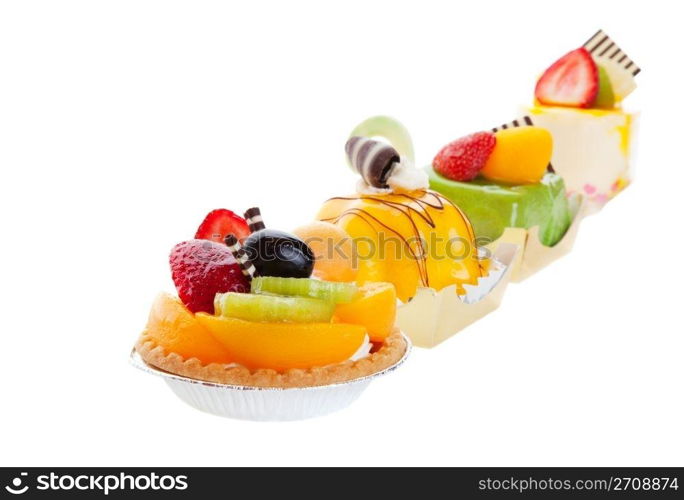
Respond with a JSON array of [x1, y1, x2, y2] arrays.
[[135, 328, 407, 388]]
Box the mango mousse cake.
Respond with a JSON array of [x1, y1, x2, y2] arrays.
[[133, 207, 408, 420], [524, 29, 640, 208], [301, 117, 517, 347]]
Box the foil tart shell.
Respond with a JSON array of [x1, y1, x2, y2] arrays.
[[130, 333, 411, 421]]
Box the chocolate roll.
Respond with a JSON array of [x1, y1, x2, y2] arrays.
[[244, 207, 265, 233], [345, 136, 400, 189]]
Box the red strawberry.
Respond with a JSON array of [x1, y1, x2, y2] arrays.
[[170, 240, 249, 314], [535, 48, 598, 108], [195, 209, 250, 244], [433, 132, 496, 182]]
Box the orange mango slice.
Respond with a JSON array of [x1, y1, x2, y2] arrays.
[[143, 293, 234, 365], [334, 282, 396, 342], [481, 126, 553, 184], [196, 314, 366, 371]]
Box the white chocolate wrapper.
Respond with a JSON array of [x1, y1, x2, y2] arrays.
[[524, 105, 638, 213], [486, 196, 588, 282], [396, 243, 519, 348], [129, 334, 411, 422]]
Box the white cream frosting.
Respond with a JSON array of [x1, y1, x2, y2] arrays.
[[387, 158, 429, 192], [355, 157, 429, 195], [349, 334, 372, 361]]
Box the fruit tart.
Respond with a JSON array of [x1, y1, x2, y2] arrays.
[[426, 119, 586, 281], [133, 208, 409, 420], [525, 29, 640, 210], [298, 116, 518, 347]]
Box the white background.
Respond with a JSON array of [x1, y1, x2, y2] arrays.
[[1, 0, 682, 467]]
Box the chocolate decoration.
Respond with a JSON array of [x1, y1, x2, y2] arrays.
[[224, 234, 258, 280], [583, 29, 640, 76], [320, 192, 473, 288], [244, 207, 265, 233], [345, 136, 400, 188], [491, 115, 534, 133]]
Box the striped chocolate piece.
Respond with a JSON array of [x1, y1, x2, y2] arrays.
[[345, 136, 400, 189], [224, 234, 258, 280], [244, 207, 265, 233], [491, 116, 555, 173], [583, 29, 640, 76], [491, 115, 534, 133]]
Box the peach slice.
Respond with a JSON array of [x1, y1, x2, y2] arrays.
[[293, 221, 358, 282], [143, 293, 234, 365], [333, 282, 397, 342], [196, 314, 366, 371]]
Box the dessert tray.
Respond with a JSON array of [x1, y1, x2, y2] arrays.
[[130, 28, 640, 420]]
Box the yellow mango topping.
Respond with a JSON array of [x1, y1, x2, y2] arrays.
[[481, 126, 553, 184], [316, 191, 482, 301]]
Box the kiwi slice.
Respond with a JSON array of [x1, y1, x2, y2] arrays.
[[593, 65, 615, 109], [251, 276, 357, 304], [214, 292, 335, 323]]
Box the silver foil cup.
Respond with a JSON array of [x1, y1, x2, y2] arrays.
[[130, 333, 411, 421]]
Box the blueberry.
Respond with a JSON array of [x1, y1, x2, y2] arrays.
[[243, 229, 314, 278]]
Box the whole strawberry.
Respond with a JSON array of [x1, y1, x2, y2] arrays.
[[433, 132, 496, 182], [170, 240, 249, 314]]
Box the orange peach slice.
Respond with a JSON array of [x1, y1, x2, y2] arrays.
[[293, 221, 358, 282], [333, 282, 397, 342], [143, 293, 234, 365], [196, 314, 366, 371]]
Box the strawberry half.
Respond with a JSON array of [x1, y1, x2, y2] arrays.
[[535, 48, 598, 108], [433, 132, 496, 182], [195, 209, 251, 244], [170, 240, 249, 314]]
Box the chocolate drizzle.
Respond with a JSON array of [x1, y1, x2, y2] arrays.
[[320, 191, 476, 288]]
